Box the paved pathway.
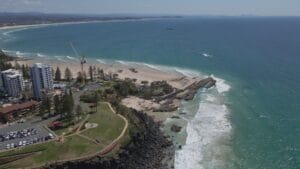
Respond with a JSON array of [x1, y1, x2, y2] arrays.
[[1, 102, 129, 168], [99, 102, 129, 155]]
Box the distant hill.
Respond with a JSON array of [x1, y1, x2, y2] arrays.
[[0, 12, 180, 27]]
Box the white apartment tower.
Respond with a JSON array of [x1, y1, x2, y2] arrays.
[[0, 69, 24, 97], [30, 63, 53, 100]]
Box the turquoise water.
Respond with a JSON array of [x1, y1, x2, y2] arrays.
[[0, 17, 300, 169]]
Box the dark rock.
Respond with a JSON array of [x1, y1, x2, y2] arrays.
[[45, 110, 174, 169], [176, 77, 216, 101], [170, 116, 180, 119], [171, 125, 182, 133], [153, 103, 178, 112]]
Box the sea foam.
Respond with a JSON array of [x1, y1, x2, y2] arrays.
[[66, 56, 78, 61], [202, 53, 213, 58], [96, 59, 107, 64], [212, 75, 231, 93], [54, 56, 67, 62], [37, 53, 46, 57], [175, 76, 232, 169]]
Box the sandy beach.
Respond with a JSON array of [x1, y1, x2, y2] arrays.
[[0, 17, 162, 31], [0, 21, 101, 31], [16, 57, 201, 90], [14, 57, 203, 122]]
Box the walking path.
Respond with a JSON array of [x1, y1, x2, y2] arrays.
[[99, 102, 129, 155], [47, 102, 129, 164], [1, 102, 129, 169]]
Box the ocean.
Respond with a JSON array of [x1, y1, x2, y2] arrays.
[[0, 17, 299, 169]]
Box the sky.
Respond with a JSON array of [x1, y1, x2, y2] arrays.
[[0, 0, 300, 16]]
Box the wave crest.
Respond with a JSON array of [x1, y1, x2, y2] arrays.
[[175, 77, 232, 169]]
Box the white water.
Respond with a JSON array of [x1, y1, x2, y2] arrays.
[[202, 53, 213, 58], [1, 46, 234, 168], [54, 56, 67, 62], [175, 76, 232, 169], [37, 53, 46, 57], [66, 55, 78, 61], [96, 59, 107, 64]]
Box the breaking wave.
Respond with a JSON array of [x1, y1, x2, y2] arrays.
[[37, 53, 46, 57], [66, 56, 78, 61], [175, 74, 232, 169]]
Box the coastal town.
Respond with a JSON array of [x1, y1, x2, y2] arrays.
[[0, 49, 215, 168]]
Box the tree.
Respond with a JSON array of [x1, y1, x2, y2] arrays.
[[0, 50, 13, 70], [39, 104, 46, 117], [14, 60, 21, 70], [55, 67, 61, 81], [39, 95, 52, 118], [62, 91, 74, 120], [93, 66, 96, 77], [141, 80, 149, 86], [94, 92, 99, 113], [51, 67, 55, 79], [77, 71, 83, 83], [22, 84, 31, 100], [21, 64, 30, 79], [21, 64, 26, 77], [45, 96, 52, 115], [113, 80, 137, 97], [113, 73, 119, 80], [99, 68, 104, 79], [54, 95, 61, 115], [77, 71, 87, 84], [75, 105, 82, 121], [39, 104, 46, 118], [83, 71, 87, 82], [64, 67, 72, 82], [89, 65, 93, 81]]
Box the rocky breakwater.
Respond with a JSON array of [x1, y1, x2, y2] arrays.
[[45, 109, 173, 169], [154, 77, 216, 112], [176, 77, 216, 100]]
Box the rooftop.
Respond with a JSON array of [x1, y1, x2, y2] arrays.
[[1, 69, 21, 75], [33, 63, 50, 68], [1, 69, 22, 79], [0, 101, 39, 114]]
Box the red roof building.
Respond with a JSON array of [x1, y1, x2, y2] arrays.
[[0, 101, 40, 122]]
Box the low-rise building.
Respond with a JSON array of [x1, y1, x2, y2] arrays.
[[0, 101, 39, 122]]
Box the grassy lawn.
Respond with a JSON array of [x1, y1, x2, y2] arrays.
[[81, 102, 125, 145], [0, 135, 100, 169], [0, 102, 128, 169]]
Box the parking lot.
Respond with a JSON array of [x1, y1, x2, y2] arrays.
[[0, 116, 58, 151]]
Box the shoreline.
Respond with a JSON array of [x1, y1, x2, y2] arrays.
[[0, 17, 171, 31], [12, 56, 205, 169], [8, 52, 224, 169], [13, 56, 219, 169], [14, 56, 209, 122]]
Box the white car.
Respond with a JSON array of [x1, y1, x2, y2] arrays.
[[49, 133, 54, 139]]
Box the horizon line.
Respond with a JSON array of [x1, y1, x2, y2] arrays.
[[1, 11, 300, 18]]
